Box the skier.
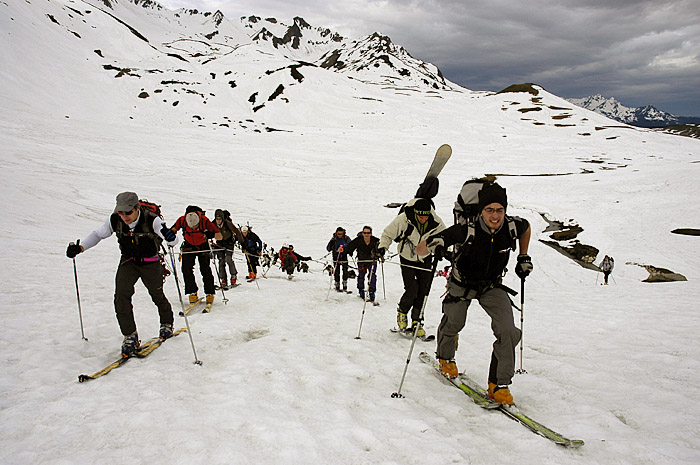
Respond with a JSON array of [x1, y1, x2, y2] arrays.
[[240, 225, 263, 281], [213, 209, 243, 289], [379, 198, 446, 337], [419, 183, 532, 405], [599, 255, 614, 285], [170, 206, 222, 306], [326, 227, 351, 292], [345, 226, 381, 303], [277, 244, 311, 279], [65, 192, 179, 357]]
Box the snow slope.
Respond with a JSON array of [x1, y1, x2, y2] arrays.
[[1, 1, 700, 464]]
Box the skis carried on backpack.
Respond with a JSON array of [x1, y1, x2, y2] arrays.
[[385, 144, 451, 208]]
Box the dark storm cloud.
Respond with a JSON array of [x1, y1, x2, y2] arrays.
[[160, 0, 700, 115]]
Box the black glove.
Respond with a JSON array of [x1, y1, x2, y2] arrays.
[[204, 230, 215, 239], [161, 225, 176, 242], [66, 242, 83, 258], [377, 247, 385, 257], [515, 254, 533, 279]]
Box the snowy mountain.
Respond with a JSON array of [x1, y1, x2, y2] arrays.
[[2, 1, 700, 464], [567, 94, 700, 128]]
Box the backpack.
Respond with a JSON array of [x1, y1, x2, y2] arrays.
[[450, 178, 517, 263], [139, 199, 163, 219]]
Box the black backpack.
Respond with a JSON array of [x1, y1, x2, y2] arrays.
[[450, 179, 517, 263]]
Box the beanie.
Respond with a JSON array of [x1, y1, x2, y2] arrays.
[[413, 198, 432, 216], [478, 184, 507, 211], [214, 209, 224, 219]]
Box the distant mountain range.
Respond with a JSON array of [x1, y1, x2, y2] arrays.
[[566, 95, 700, 128]]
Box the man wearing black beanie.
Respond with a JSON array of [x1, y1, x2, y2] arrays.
[[419, 181, 532, 405]]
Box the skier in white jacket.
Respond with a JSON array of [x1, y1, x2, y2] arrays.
[[379, 198, 446, 336]]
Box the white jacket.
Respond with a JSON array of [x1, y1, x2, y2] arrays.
[[379, 199, 446, 263]]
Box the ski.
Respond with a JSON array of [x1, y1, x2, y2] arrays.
[[390, 327, 435, 342], [424, 143, 452, 180], [179, 297, 204, 316], [385, 144, 452, 208], [358, 295, 380, 306], [78, 328, 187, 383], [419, 351, 500, 409], [202, 302, 213, 313], [419, 352, 584, 448]]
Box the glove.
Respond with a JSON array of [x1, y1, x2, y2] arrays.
[[338, 245, 344, 252], [377, 247, 385, 257], [66, 242, 83, 258], [426, 237, 445, 257], [161, 225, 176, 242], [515, 254, 533, 279], [204, 230, 215, 239]]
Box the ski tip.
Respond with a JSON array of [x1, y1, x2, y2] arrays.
[[77, 374, 91, 383]]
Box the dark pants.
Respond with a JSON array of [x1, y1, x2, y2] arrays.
[[114, 259, 173, 336], [215, 248, 237, 281], [245, 252, 260, 275], [333, 254, 348, 284], [282, 255, 297, 274], [182, 250, 216, 295], [603, 271, 611, 284], [399, 256, 432, 322], [357, 261, 377, 294], [436, 280, 521, 385]]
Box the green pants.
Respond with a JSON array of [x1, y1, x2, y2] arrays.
[[436, 279, 521, 385], [114, 259, 173, 336]]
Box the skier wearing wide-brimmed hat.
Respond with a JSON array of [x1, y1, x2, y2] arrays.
[[65, 191, 179, 357]]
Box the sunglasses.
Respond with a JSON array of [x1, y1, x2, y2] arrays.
[[362, 232, 371, 235], [117, 207, 136, 215]]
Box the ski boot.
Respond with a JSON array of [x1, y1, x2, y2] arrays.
[[489, 384, 515, 405], [411, 321, 426, 338], [439, 358, 458, 379], [159, 323, 174, 340], [397, 311, 408, 330], [121, 332, 140, 358], [189, 293, 198, 304]]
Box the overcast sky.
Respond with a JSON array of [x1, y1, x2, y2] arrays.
[[158, 0, 700, 116]]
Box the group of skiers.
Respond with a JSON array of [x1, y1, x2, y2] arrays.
[[66, 193, 271, 357], [67, 181, 615, 407]]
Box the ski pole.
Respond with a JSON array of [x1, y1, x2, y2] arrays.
[[516, 277, 527, 374], [392, 255, 440, 398], [611, 274, 617, 285], [325, 254, 340, 301], [354, 262, 377, 340], [208, 240, 228, 304], [381, 259, 386, 300], [71, 240, 88, 341], [167, 245, 202, 365], [595, 270, 600, 285]]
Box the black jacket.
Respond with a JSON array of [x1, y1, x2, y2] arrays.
[[436, 216, 529, 285], [346, 235, 380, 262]]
